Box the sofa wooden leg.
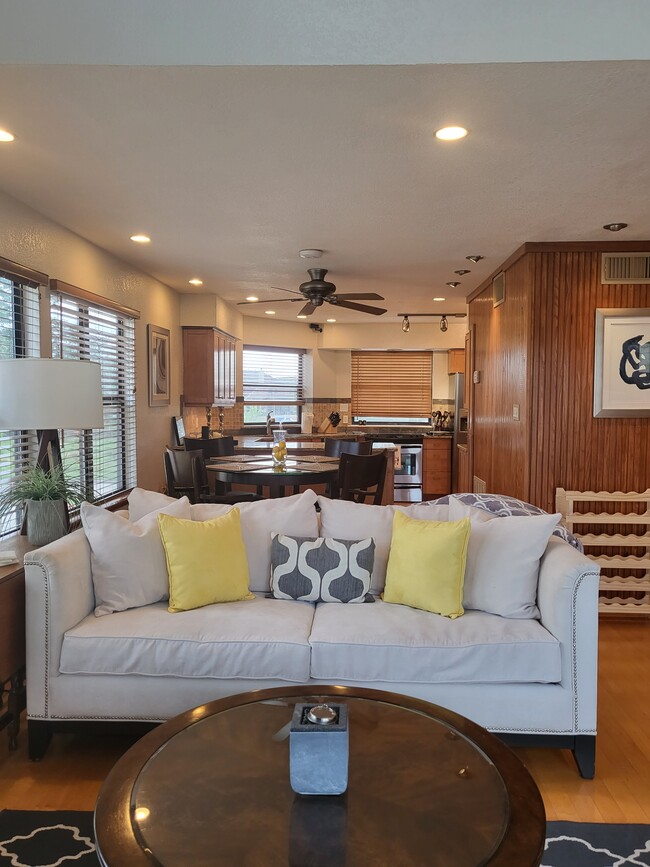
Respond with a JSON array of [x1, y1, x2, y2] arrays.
[[573, 735, 596, 778], [28, 720, 53, 761]]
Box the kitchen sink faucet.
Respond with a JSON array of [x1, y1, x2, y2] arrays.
[[266, 412, 276, 435]]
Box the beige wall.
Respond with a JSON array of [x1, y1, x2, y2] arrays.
[[0, 188, 181, 491]]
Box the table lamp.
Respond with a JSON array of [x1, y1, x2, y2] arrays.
[[0, 358, 104, 530]]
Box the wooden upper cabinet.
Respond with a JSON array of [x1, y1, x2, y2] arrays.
[[182, 327, 236, 407], [447, 348, 465, 375]]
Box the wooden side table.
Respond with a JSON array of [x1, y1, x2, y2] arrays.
[[0, 535, 33, 749]]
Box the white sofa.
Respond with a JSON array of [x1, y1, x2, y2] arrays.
[[24, 489, 600, 776]]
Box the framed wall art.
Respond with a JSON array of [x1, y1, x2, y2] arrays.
[[148, 324, 170, 407], [593, 308, 650, 417]]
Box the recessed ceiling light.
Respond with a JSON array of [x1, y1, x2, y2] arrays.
[[299, 249, 323, 259], [466, 255, 484, 263], [454, 269, 471, 276], [246, 295, 259, 302], [603, 222, 628, 232], [130, 234, 151, 244], [433, 297, 446, 302], [446, 281, 461, 288], [435, 126, 468, 141], [297, 314, 307, 319], [265, 310, 275, 315], [0, 129, 15, 143], [326, 318, 336, 323], [188, 278, 203, 286]]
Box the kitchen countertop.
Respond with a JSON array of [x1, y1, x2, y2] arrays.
[[235, 437, 398, 452]]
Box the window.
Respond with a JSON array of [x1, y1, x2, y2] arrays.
[[351, 351, 432, 423], [50, 286, 137, 500], [242, 345, 304, 425], [0, 265, 42, 535]]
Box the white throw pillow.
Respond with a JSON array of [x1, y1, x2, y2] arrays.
[[447, 500, 561, 619], [81, 497, 191, 616], [317, 497, 449, 594], [128, 487, 176, 522], [190, 489, 319, 592]]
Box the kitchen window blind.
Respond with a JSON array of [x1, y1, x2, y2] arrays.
[[351, 351, 432, 419], [50, 287, 137, 501], [0, 263, 43, 535], [242, 345, 304, 425]]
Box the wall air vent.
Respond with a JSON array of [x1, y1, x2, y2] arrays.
[[601, 253, 650, 284]]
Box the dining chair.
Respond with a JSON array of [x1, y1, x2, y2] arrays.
[[337, 450, 389, 505], [323, 438, 372, 458], [184, 436, 236, 458], [164, 448, 263, 505]]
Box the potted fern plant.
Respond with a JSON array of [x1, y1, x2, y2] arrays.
[[0, 464, 92, 546]]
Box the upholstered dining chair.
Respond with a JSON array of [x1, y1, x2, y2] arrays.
[[323, 437, 372, 458], [337, 450, 389, 505]]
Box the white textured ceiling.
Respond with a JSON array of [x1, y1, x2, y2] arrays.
[[0, 3, 649, 322]]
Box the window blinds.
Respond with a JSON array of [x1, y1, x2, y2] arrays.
[[0, 270, 42, 535], [242, 345, 304, 424], [50, 289, 137, 501], [351, 351, 433, 418]]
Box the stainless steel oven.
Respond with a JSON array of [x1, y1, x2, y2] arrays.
[[393, 442, 423, 502]]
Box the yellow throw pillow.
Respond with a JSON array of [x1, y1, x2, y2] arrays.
[[158, 508, 254, 612], [383, 511, 471, 619]]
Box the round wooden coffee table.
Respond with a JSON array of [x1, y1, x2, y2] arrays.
[[94, 686, 545, 866]]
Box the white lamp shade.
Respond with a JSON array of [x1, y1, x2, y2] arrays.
[[0, 358, 104, 430]]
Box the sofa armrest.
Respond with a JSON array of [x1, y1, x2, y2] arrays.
[[24, 528, 94, 718], [537, 535, 600, 732]]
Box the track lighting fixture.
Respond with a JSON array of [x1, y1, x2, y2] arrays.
[[397, 312, 466, 333]]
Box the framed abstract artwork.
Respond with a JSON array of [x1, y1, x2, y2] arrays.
[[148, 324, 170, 407], [593, 308, 650, 417]]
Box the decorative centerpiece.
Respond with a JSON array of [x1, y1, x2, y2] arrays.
[[289, 703, 349, 795], [272, 428, 288, 469]]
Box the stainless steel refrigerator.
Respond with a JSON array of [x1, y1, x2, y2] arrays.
[[450, 373, 468, 493]]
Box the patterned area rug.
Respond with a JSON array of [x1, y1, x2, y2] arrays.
[[0, 812, 648, 866]]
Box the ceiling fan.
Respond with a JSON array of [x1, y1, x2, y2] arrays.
[[238, 268, 387, 317]]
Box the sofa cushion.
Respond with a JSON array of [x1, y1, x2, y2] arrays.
[[191, 490, 319, 592], [309, 599, 561, 684], [448, 500, 561, 619], [317, 497, 449, 594], [60, 595, 314, 682], [159, 510, 254, 612], [270, 534, 375, 603], [383, 513, 470, 618], [81, 497, 191, 617]]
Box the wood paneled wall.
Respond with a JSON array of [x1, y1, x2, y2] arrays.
[[471, 253, 531, 501], [469, 244, 650, 511]]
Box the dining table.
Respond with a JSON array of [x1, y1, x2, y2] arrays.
[[205, 454, 340, 498]]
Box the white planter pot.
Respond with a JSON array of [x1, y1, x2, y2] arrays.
[[26, 499, 68, 546]]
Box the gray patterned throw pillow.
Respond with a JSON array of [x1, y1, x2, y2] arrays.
[[270, 534, 375, 603]]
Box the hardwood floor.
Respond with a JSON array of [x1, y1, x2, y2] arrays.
[[0, 619, 648, 821]]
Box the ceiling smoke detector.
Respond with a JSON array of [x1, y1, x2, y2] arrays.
[[299, 249, 324, 259]]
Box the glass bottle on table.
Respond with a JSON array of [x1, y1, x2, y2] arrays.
[[272, 427, 287, 469]]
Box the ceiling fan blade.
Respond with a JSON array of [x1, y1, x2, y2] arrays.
[[270, 286, 303, 296], [334, 293, 385, 301], [329, 298, 387, 315], [237, 298, 295, 305], [298, 302, 316, 316]]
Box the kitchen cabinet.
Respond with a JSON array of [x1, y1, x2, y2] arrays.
[[182, 327, 236, 407], [422, 437, 451, 499], [447, 349, 465, 375]]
